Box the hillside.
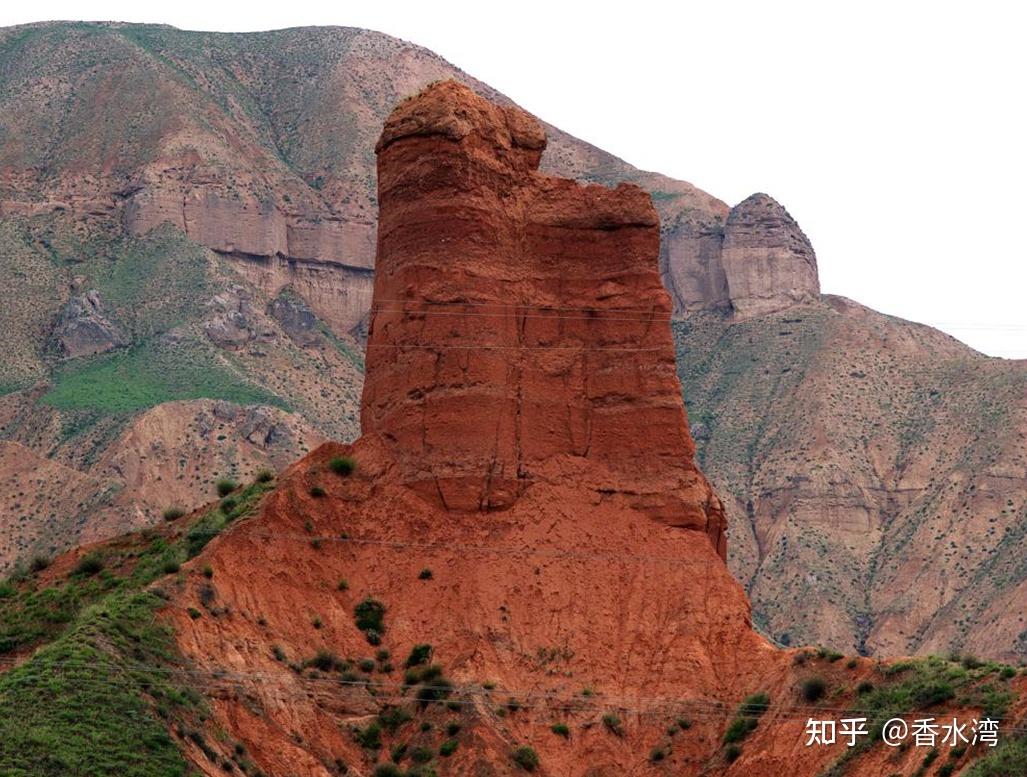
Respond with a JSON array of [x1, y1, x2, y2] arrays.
[[676, 299, 1027, 663], [0, 82, 1022, 777]]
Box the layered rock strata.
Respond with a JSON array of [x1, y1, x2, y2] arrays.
[[361, 81, 726, 556]]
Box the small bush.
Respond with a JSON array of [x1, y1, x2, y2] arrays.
[[410, 746, 434, 763], [511, 746, 539, 771], [650, 746, 666, 762], [801, 677, 827, 702], [446, 722, 461, 736], [307, 650, 341, 672], [1000, 665, 1016, 679], [415, 677, 453, 706], [220, 497, 238, 514], [602, 713, 623, 736], [163, 507, 185, 521], [418, 568, 433, 580], [355, 597, 386, 633], [359, 658, 376, 673], [406, 643, 433, 667], [551, 722, 570, 738], [73, 553, 104, 577], [725, 744, 742, 763], [216, 478, 238, 497], [187, 607, 202, 620], [961, 654, 983, 670], [328, 456, 356, 476], [677, 718, 692, 730], [29, 555, 50, 573], [740, 692, 770, 716], [372, 765, 402, 777], [310, 486, 326, 498], [255, 469, 274, 483], [378, 706, 413, 732], [355, 721, 382, 750], [857, 681, 875, 695], [723, 716, 757, 744], [202, 565, 214, 579], [162, 560, 181, 575], [439, 740, 458, 757], [272, 645, 286, 662]]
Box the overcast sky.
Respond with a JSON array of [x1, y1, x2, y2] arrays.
[[4, 1, 1025, 357]]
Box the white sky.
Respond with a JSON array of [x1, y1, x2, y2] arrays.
[[4, 1, 1025, 358]]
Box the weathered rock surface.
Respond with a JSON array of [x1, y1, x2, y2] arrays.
[[363, 81, 726, 555], [51, 290, 126, 357], [721, 193, 820, 316], [660, 193, 820, 317]]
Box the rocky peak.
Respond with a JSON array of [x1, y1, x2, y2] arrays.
[[720, 192, 820, 316], [362, 81, 726, 556], [659, 192, 820, 317]]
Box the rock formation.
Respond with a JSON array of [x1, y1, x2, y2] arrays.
[[51, 290, 126, 358], [362, 81, 726, 555], [660, 193, 820, 317], [721, 193, 820, 315]]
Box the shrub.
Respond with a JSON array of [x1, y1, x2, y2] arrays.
[[410, 746, 434, 763], [365, 628, 382, 646], [161, 560, 181, 575], [415, 677, 453, 706], [602, 713, 623, 736], [418, 568, 433, 580], [961, 654, 983, 670], [355, 597, 386, 633], [272, 645, 286, 662], [551, 723, 570, 738], [857, 681, 875, 695], [446, 722, 461, 736], [801, 677, 827, 702], [306, 650, 341, 672], [29, 556, 50, 573], [725, 744, 742, 763], [677, 718, 692, 730], [337, 579, 349, 591], [328, 456, 356, 476], [372, 765, 402, 777], [650, 746, 666, 762], [723, 716, 757, 744], [439, 740, 458, 757], [378, 706, 412, 732], [255, 469, 274, 483], [359, 658, 376, 673], [163, 507, 185, 521], [376, 649, 391, 661], [187, 607, 202, 620], [220, 497, 238, 514], [202, 565, 214, 579], [511, 746, 539, 771], [406, 643, 433, 667], [1000, 666, 1017, 679], [312, 615, 323, 629], [310, 486, 326, 498], [740, 692, 770, 716], [216, 478, 238, 497], [73, 553, 104, 577], [354, 721, 382, 750]]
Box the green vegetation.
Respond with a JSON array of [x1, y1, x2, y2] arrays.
[[405, 643, 432, 668], [215, 478, 238, 497], [42, 336, 281, 414], [964, 734, 1027, 776], [801, 676, 827, 702], [439, 739, 458, 756], [418, 568, 433, 580], [601, 713, 623, 736], [511, 746, 539, 771], [162, 507, 185, 521], [329, 455, 357, 476], [551, 722, 570, 738], [723, 692, 770, 745], [355, 596, 386, 636], [0, 494, 256, 774]]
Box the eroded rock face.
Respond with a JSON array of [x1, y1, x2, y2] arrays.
[[721, 193, 820, 316], [660, 193, 820, 317], [52, 290, 126, 358], [361, 81, 726, 556]]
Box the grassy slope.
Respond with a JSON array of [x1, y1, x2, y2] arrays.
[[0, 479, 273, 776]]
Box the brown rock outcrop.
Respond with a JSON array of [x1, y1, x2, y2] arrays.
[[720, 192, 820, 316], [51, 290, 126, 357], [361, 81, 726, 555]]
